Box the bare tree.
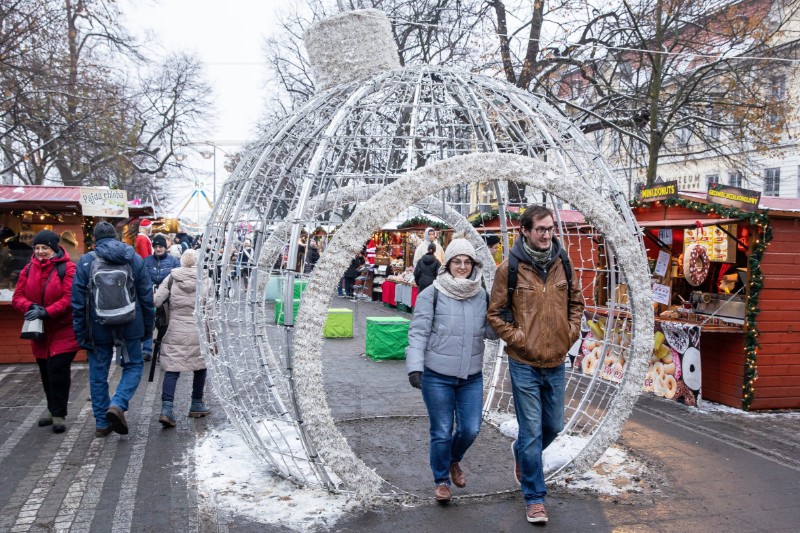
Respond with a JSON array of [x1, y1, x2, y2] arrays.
[[0, 0, 213, 197]]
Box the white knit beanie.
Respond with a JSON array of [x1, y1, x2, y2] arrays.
[[444, 238, 479, 266], [180, 249, 198, 268]]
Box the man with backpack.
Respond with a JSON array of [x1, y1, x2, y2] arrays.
[[487, 205, 584, 525], [72, 221, 155, 437]]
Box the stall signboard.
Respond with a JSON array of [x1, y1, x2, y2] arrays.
[[79, 187, 129, 218], [652, 282, 671, 305], [636, 180, 678, 202], [654, 250, 670, 277], [573, 314, 700, 406], [706, 183, 760, 213], [684, 224, 737, 262]]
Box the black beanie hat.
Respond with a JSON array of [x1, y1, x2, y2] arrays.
[[152, 234, 167, 248], [93, 221, 118, 241], [484, 234, 501, 247], [32, 230, 60, 252]]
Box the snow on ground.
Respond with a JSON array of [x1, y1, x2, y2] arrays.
[[194, 425, 360, 532], [696, 398, 800, 418]]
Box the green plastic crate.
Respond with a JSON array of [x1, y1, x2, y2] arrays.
[[275, 298, 301, 325], [293, 279, 308, 298], [365, 316, 410, 360], [323, 308, 354, 338]]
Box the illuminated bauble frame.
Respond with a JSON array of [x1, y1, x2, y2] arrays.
[[198, 9, 653, 498]]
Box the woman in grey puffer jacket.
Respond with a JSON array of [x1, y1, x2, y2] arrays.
[[406, 238, 496, 503]]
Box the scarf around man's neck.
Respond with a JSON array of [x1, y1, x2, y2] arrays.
[[432, 265, 483, 301], [522, 239, 552, 267]]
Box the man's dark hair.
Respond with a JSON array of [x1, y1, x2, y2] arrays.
[[427, 242, 436, 253], [519, 205, 554, 231]]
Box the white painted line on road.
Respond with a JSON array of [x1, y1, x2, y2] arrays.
[[9, 397, 93, 532], [0, 397, 47, 464], [110, 376, 158, 533]]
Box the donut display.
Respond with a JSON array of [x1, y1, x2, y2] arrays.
[[663, 375, 677, 399], [661, 323, 691, 355], [684, 243, 710, 286], [682, 347, 702, 390]]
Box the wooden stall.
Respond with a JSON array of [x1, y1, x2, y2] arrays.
[[632, 193, 800, 410], [0, 185, 152, 364]]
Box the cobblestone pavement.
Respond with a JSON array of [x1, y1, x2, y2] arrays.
[[1, 297, 799, 532]]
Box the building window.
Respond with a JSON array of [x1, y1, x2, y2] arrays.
[[771, 74, 787, 100], [706, 174, 719, 189], [677, 127, 691, 145], [729, 170, 743, 188], [764, 167, 780, 197]]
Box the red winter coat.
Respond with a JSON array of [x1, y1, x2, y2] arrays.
[[135, 233, 152, 259], [12, 249, 80, 359]]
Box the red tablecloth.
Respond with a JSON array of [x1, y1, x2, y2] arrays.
[[411, 286, 419, 307], [381, 280, 397, 306]]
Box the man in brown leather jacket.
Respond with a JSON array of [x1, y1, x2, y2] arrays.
[[487, 205, 584, 524]]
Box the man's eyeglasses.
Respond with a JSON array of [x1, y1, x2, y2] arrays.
[[533, 226, 555, 236], [450, 259, 474, 267]]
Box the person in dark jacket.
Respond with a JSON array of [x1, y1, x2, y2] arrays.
[[406, 238, 496, 503], [303, 240, 320, 274], [12, 230, 80, 433], [142, 234, 179, 360], [414, 242, 440, 293], [342, 250, 365, 297], [72, 222, 155, 437]]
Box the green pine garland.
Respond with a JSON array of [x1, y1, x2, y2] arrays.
[[632, 197, 771, 410], [469, 209, 521, 227], [397, 216, 448, 230]]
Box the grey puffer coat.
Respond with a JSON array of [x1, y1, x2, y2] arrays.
[[406, 285, 495, 379], [153, 266, 209, 372]]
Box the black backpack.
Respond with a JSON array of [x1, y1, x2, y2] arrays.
[[499, 248, 573, 323], [88, 252, 137, 325]]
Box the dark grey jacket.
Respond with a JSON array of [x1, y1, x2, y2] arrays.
[[406, 285, 495, 379]]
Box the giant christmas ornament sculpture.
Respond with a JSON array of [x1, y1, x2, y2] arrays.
[[198, 8, 653, 497]]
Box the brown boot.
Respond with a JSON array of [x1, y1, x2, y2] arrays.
[[105, 406, 129, 435], [434, 484, 451, 503], [449, 462, 466, 488]]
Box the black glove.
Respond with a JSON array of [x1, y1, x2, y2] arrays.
[[408, 371, 422, 389], [24, 305, 47, 321]]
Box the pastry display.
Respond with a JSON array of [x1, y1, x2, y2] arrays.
[[684, 243, 710, 286]]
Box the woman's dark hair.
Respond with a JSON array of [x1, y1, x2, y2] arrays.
[[427, 242, 436, 254]]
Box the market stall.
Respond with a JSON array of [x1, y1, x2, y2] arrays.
[[0, 185, 152, 364], [629, 190, 800, 410]]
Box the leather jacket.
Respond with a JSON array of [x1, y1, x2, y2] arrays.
[[487, 237, 584, 368]]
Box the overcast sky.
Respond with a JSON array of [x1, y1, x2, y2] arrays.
[[121, 0, 292, 217]]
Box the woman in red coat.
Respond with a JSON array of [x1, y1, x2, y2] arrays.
[[12, 230, 80, 433]]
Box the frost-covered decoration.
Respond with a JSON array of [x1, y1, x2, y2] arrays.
[[304, 9, 401, 92], [292, 154, 653, 490], [199, 54, 651, 496]]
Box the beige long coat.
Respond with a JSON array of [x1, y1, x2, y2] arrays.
[[154, 267, 209, 372]]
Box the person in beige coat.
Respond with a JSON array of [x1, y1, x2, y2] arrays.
[[153, 249, 211, 427]]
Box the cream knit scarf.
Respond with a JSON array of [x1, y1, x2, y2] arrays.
[[432, 264, 484, 301]]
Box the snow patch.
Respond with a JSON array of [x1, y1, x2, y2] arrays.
[[194, 425, 359, 532]]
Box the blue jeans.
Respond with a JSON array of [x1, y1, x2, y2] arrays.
[[88, 338, 144, 430], [421, 368, 483, 486], [508, 359, 565, 504], [142, 336, 153, 355], [161, 369, 207, 402]]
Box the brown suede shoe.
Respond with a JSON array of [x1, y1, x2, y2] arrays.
[[526, 503, 548, 524], [105, 406, 129, 435], [449, 462, 466, 488], [94, 427, 113, 438], [434, 484, 451, 503]]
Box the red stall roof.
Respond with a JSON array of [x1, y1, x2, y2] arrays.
[[0, 185, 152, 216]]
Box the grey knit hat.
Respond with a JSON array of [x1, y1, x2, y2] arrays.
[[444, 238, 480, 266], [93, 221, 118, 241]]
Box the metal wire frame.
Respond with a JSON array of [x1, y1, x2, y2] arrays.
[[197, 65, 651, 494]]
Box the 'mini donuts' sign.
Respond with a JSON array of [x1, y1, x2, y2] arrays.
[[637, 180, 678, 202]]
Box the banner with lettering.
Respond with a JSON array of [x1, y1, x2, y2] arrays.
[[706, 183, 760, 212], [79, 188, 129, 218], [637, 181, 678, 202]]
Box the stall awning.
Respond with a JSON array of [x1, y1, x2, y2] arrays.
[[639, 217, 739, 228]]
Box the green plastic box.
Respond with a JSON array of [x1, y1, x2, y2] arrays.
[[365, 316, 410, 360], [275, 298, 301, 325], [323, 308, 354, 338]]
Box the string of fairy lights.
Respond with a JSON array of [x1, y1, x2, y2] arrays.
[[631, 197, 772, 411]]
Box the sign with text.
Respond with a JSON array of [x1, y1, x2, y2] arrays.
[[637, 180, 678, 202], [654, 250, 671, 277], [658, 228, 673, 245], [79, 188, 129, 218], [652, 282, 672, 305], [706, 183, 760, 212]]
